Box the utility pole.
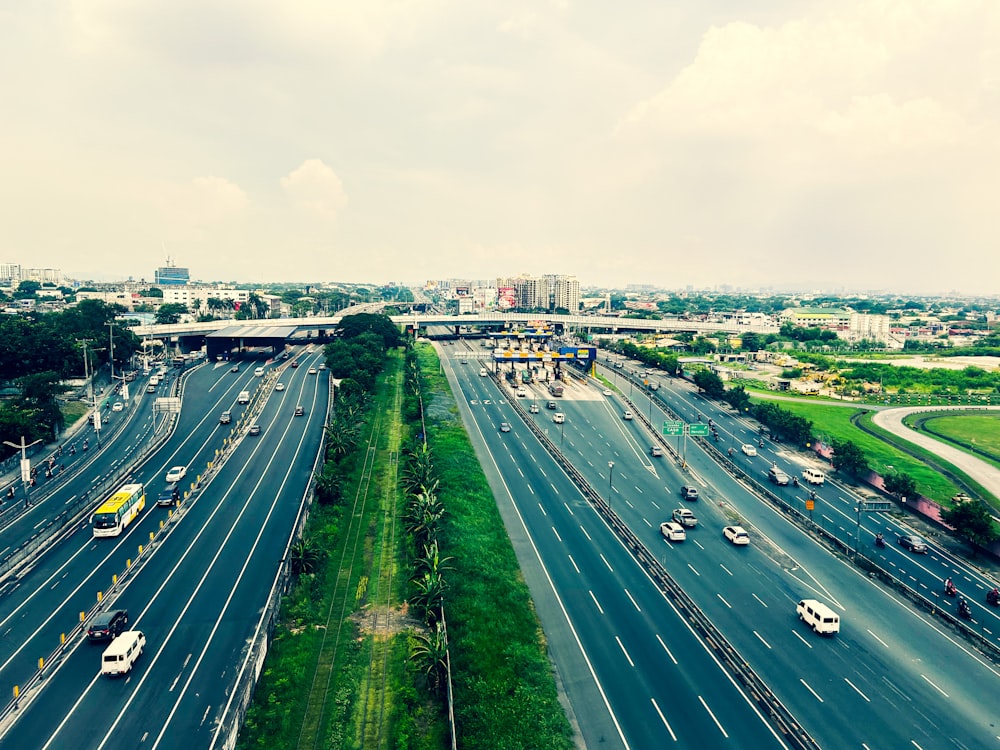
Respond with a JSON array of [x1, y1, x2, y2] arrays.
[[4, 436, 43, 507], [106, 321, 116, 383]]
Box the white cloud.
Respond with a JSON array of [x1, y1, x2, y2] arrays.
[[280, 160, 348, 220]]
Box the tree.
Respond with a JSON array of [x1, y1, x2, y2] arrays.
[[831, 439, 869, 477], [740, 332, 762, 352], [337, 313, 403, 349], [288, 537, 325, 575], [692, 369, 725, 399], [883, 472, 918, 499], [155, 303, 188, 324], [409, 622, 449, 696], [941, 501, 999, 548]]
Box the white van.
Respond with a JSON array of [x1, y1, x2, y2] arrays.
[[254, 367, 265, 377], [149, 375, 160, 387], [797, 599, 840, 635], [102, 630, 146, 676], [479, 367, 488, 377], [802, 468, 826, 485], [237, 390, 250, 405]]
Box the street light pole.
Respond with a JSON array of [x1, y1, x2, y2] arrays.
[[607, 461, 615, 512], [106, 321, 116, 384]]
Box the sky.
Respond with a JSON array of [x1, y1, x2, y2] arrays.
[[1, 1, 998, 294]]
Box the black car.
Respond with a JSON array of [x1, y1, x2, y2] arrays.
[[88, 609, 129, 642]]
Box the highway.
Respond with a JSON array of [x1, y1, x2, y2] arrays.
[[447, 352, 794, 749], [0, 347, 329, 748], [443, 341, 1000, 749]]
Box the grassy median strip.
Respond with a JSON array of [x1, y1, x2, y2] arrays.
[[414, 344, 574, 750], [238, 351, 442, 749], [238, 343, 572, 749]]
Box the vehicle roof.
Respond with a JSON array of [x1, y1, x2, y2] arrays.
[[92, 609, 126, 625]]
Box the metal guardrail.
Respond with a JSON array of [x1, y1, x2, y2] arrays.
[[608, 364, 1000, 664], [499, 375, 820, 750], [209, 365, 335, 750]]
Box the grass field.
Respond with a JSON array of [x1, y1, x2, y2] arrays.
[[905, 413, 1000, 471], [750, 398, 962, 503]]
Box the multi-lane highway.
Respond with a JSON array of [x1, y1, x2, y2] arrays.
[[0, 347, 329, 748], [442, 341, 1000, 749]]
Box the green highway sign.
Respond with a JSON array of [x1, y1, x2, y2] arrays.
[[688, 424, 710, 437], [662, 421, 684, 436]]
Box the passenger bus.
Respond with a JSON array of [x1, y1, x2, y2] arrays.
[[92, 483, 146, 538]]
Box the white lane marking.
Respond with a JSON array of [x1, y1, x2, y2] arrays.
[[719, 564, 733, 577], [650, 698, 678, 742], [845, 678, 870, 702], [799, 678, 824, 703], [867, 629, 889, 648], [589, 590, 604, 615], [538, 504, 547, 516], [698, 695, 729, 737], [624, 588, 642, 612], [752, 593, 768, 608], [615, 636, 635, 667], [717, 594, 732, 609], [563, 502, 574, 516], [599, 553, 614, 572], [687, 563, 700, 577], [580, 525, 592, 541], [753, 631, 771, 649], [552, 526, 562, 542], [920, 674, 949, 697], [792, 630, 813, 649], [655, 634, 678, 665], [568, 555, 580, 574]]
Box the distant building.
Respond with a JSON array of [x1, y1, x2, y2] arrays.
[[0, 263, 22, 287], [155, 258, 190, 286], [780, 307, 851, 330], [161, 286, 251, 314]]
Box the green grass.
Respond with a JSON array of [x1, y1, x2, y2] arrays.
[[905, 413, 1000, 470], [750, 397, 962, 503], [239, 352, 445, 750], [415, 344, 574, 750]]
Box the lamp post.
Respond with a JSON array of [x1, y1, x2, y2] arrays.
[[607, 461, 615, 512]]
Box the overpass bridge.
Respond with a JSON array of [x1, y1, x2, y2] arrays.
[[131, 311, 779, 355]]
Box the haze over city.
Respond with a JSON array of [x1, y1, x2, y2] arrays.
[[2, 1, 998, 294]]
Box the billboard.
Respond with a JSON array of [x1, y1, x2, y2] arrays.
[[498, 287, 516, 310]]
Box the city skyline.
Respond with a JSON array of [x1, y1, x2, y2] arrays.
[[2, 2, 998, 294]]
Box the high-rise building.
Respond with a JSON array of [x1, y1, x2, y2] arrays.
[[155, 257, 190, 286]]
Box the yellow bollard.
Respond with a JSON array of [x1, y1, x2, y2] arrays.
[[38, 658, 44, 670], [80, 612, 85, 622], [97, 591, 103, 603], [13, 686, 19, 700], [138, 545, 143, 556], [61, 633, 66, 646], [112, 574, 118, 586], [126, 558, 131, 568], [150, 532, 154, 543]]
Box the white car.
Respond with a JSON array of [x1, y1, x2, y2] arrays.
[[111, 402, 124, 412], [500, 422, 512, 433], [651, 445, 663, 457], [659, 521, 686, 542], [165, 466, 187, 483], [602, 389, 612, 396], [672, 508, 697, 527], [308, 367, 318, 375], [741, 443, 758, 457], [723, 525, 750, 546], [275, 382, 285, 391], [529, 403, 540, 413], [623, 411, 634, 421], [515, 387, 527, 397], [553, 412, 565, 424]]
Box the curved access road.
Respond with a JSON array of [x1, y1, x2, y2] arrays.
[[870, 406, 1000, 501]]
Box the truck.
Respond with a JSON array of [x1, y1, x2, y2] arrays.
[[548, 383, 564, 397], [521, 370, 533, 384], [237, 390, 250, 405]]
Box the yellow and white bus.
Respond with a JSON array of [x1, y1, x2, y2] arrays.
[[92, 483, 146, 538]]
